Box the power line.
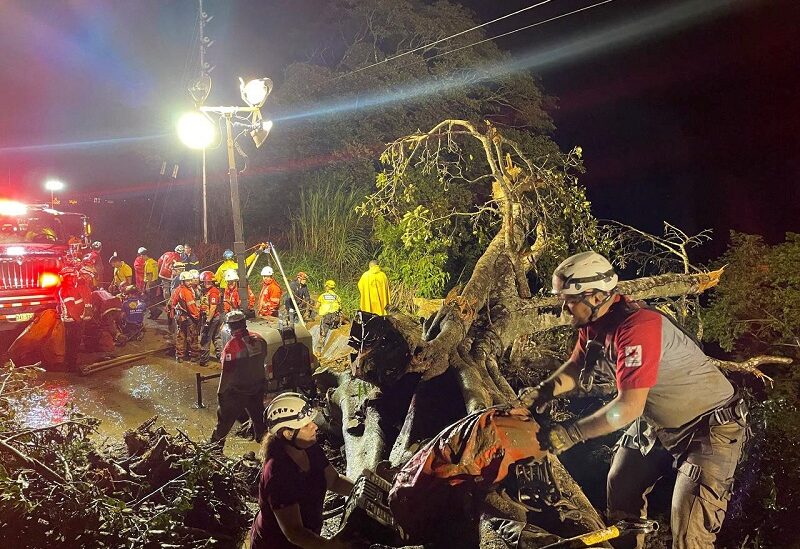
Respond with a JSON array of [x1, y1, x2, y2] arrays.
[[424, 0, 615, 64], [333, 0, 554, 81]]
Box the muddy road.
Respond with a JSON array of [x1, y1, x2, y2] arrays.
[[3, 320, 262, 457]]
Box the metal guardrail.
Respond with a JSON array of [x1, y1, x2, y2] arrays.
[[194, 371, 221, 408]]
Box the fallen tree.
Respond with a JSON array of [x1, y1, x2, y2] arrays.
[[324, 120, 789, 546]]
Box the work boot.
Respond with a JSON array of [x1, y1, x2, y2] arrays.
[[176, 356, 183, 363]]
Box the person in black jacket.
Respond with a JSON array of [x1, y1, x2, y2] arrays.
[[210, 310, 267, 449], [284, 271, 313, 322]]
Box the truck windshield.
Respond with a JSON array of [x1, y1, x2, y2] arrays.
[[0, 213, 66, 245]]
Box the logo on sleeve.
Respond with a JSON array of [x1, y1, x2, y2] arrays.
[[623, 345, 643, 368]]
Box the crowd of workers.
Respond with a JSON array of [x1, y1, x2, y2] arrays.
[[29, 239, 749, 547], [50, 240, 373, 369]]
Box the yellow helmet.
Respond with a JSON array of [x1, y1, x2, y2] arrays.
[[324, 279, 336, 290]]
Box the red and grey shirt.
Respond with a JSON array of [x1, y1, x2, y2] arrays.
[[569, 295, 734, 432], [217, 330, 267, 396]]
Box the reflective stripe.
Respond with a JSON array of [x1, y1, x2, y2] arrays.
[[62, 297, 76, 303]]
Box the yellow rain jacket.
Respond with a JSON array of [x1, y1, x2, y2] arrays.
[[317, 291, 342, 317], [144, 257, 158, 286], [213, 252, 258, 288], [358, 265, 390, 315]]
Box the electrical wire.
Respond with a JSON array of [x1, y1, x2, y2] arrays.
[[423, 0, 615, 64], [333, 0, 554, 81]]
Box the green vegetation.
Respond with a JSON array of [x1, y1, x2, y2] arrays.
[[700, 232, 800, 548]]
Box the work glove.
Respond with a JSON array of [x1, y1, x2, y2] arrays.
[[258, 242, 267, 251], [517, 382, 555, 413], [538, 422, 585, 455]]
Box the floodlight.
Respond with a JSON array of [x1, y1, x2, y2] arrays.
[[45, 179, 64, 192], [251, 120, 273, 149], [239, 77, 273, 108], [177, 112, 216, 149]]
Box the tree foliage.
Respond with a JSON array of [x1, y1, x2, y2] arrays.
[[703, 231, 800, 354], [245, 0, 557, 245]]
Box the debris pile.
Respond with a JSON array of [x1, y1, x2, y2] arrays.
[[0, 363, 258, 548]]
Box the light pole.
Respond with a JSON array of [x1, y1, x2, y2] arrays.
[[44, 179, 64, 208], [177, 78, 273, 314]]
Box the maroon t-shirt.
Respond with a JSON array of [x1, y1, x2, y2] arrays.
[[250, 443, 330, 549]]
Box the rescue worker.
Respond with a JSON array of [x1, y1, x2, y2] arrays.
[[170, 270, 201, 363], [120, 285, 147, 341], [198, 270, 223, 366], [317, 279, 342, 343], [357, 260, 390, 315], [250, 392, 354, 549], [83, 241, 104, 288], [59, 265, 89, 369], [166, 261, 187, 333], [284, 271, 313, 323], [222, 269, 255, 313], [257, 266, 282, 319], [210, 311, 267, 449], [109, 253, 133, 294], [213, 245, 264, 289], [158, 245, 183, 302], [519, 251, 747, 549], [134, 247, 160, 317], [180, 242, 200, 270]]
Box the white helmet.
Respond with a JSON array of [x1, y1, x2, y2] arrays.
[[175, 244, 185, 254], [137, 247, 147, 254], [179, 271, 193, 281], [552, 251, 618, 296], [223, 269, 239, 282], [265, 392, 316, 435], [261, 266, 274, 276], [188, 269, 200, 280]]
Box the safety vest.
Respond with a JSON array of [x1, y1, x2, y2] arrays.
[[317, 291, 341, 316], [122, 297, 147, 325], [59, 283, 86, 322], [171, 284, 200, 320], [199, 286, 222, 319], [258, 279, 282, 317], [224, 285, 255, 313]]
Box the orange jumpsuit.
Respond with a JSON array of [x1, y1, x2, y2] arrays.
[[171, 284, 201, 360]]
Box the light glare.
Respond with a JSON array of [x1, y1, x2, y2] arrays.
[[240, 78, 273, 107], [45, 179, 64, 191], [0, 200, 27, 216], [177, 112, 216, 149]]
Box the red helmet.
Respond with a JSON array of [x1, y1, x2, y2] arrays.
[[200, 270, 215, 283]]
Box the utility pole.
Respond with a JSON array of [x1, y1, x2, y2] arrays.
[[190, 0, 214, 243]]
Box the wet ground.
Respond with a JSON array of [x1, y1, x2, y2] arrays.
[[3, 319, 263, 457], [2, 316, 354, 458]]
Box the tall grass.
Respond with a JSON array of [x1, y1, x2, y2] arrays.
[[289, 183, 373, 276]]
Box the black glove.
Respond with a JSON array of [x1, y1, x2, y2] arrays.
[[538, 422, 585, 455], [518, 380, 555, 412]]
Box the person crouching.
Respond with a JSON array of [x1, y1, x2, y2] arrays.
[[250, 392, 354, 549]]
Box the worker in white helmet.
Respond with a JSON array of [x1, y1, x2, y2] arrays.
[[257, 265, 282, 319], [249, 392, 354, 549]]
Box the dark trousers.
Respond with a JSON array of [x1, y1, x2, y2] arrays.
[[175, 318, 200, 359], [608, 420, 746, 549], [210, 390, 266, 448], [199, 316, 223, 364], [64, 321, 83, 369]]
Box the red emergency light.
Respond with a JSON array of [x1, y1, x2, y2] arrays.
[[0, 200, 28, 216], [39, 272, 61, 288]]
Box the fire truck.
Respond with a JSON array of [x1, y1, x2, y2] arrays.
[[0, 200, 91, 331]]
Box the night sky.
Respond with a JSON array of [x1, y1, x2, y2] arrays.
[[0, 0, 797, 260]]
